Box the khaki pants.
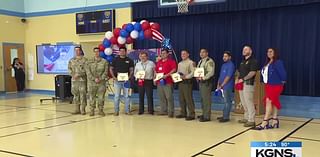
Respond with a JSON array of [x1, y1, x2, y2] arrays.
[[157, 84, 174, 115], [199, 82, 213, 120], [239, 84, 255, 122], [178, 82, 195, 117]]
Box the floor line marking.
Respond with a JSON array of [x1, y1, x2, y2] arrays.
[[278, 118, 313, 142]]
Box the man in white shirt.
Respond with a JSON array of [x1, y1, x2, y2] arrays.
[[134, 51, 156, 115]]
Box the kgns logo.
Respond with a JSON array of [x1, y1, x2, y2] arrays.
[[255, 149, 297, 157]]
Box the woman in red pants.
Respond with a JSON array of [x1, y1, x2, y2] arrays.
[[254, 48, 287, 130]]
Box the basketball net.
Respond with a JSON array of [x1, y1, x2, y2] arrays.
[[176, 0, 191, 13]]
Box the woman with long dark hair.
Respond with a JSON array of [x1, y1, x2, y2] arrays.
[[11, 58, 26, 92], [254, 48, 287, 130]]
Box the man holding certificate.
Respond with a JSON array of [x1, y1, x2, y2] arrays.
[[176, 50, 196, 120], [110, 47, 134, 116], [196, 49, 215, 122], [134, 51, 155, 115], [154, 49, 177, 118]]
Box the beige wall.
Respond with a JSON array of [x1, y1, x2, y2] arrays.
[[23, 8, 132, 90], [0, 14, 26, 91]]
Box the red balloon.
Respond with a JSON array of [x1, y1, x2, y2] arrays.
[[126, 36, 134, 44], [110, 37, 118, 45], [113, 28, 121, 37], [141, 22, 150, 31], [151, 23, 160, 31], [144, 29, 152, 39], [122, 24, 127, 30], [98, 44, 105, 51]]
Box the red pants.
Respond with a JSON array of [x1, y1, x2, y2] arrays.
[[263, 84, 284, 109]]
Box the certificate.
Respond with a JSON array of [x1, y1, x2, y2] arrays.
[[194, 68, 205, 77], [135, 71, 146, 79], [117, 73, 129, 81], [171, 73, 182, 83], [154, 73, 164, 81]]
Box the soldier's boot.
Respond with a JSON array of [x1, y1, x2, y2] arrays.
[[89, 108, 95, 116], [98, 106, 105, 116], [72, 104, 81, 115], [80, 105, 86, 115]]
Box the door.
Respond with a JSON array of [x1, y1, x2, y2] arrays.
[[3, 43, 25, 92]]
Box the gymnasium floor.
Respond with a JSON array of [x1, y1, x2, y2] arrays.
[[0, 93, 319, 157]]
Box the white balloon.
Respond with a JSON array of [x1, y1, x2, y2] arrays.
[[131, 21, 136, 25], [105, 31, 113, 40], [140, 20, 147, 24], [130, 30, 139, 39], [104, 48, 113, 55], [117, 37, 126, 45]]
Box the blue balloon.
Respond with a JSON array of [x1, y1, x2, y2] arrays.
[[120, 29, 129, 38], [103, 39, 111, 48], [161, 38, 172, 49], [133, 23, 142, 31], [126, 23, 134, 32], [106, 55, 114, 62], [138, 31, 145, 40], [99, 51, 106, 58]]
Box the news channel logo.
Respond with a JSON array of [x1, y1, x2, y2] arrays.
[[251, 141, 302, 157]]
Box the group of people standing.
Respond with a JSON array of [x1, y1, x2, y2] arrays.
[[68, 44, 287, 131], [133, 45, 287, 130]]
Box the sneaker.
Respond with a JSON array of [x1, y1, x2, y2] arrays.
[[244, 122, 256, 127], [176, 115, 186, 119], [113, 112, 119, 116], [199, 117, 211, 122], [217, 117, 223, 120], [197, 115, 204, 119], [238, 119, 248, 123], [185, 117, 195, 121], [219, 119, 230, 123], [125, 112, 132, 115]]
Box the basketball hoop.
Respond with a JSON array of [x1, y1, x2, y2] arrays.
[[176, 0, 192, 13]]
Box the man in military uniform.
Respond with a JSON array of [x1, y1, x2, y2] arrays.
[[196, 49, 215, 122], [86, 47, 109, 116], [176, 50, 196, 121], [68, 46, 87, 115]]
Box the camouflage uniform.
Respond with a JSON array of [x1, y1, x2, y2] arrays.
[[86, 57, 109, 116], [68, 56, 88, 115]]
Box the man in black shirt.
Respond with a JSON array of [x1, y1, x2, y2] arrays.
[[110, 47, 134, 116], [237, 45, 259, 127]]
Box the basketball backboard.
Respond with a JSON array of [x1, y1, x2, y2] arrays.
[[158, 0, 226, 7]]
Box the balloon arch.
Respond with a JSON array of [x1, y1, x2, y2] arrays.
[[98, 20, 175, 62]]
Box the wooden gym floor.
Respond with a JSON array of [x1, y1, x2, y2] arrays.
[[0, 94, 319, 157]]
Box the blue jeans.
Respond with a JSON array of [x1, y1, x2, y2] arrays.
[[222, 88, 233, 119], [114, 81, 130, 113]]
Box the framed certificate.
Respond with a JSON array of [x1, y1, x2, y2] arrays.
[[194, 68, 205, 77], [117, 73, 129, 81], [135, 71, 146, 79], [171, 73, 182, 83], [154, 73, 164, 81]]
